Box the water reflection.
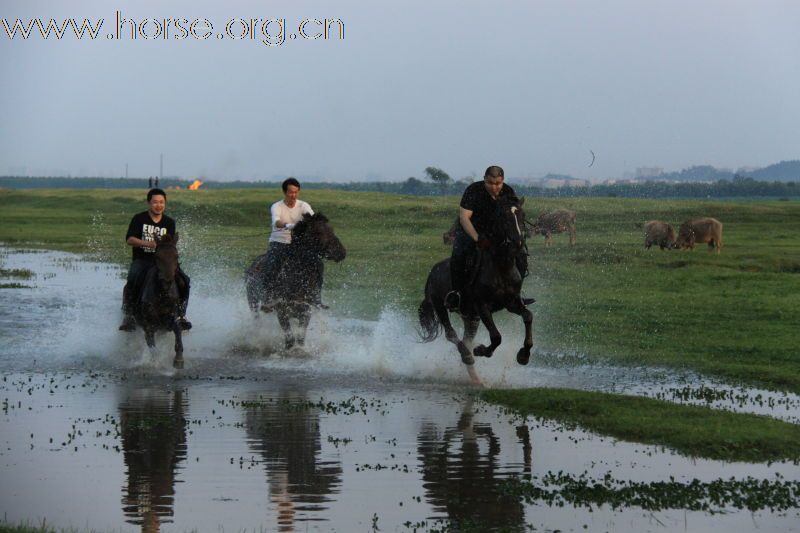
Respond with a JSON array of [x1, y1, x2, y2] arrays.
[[418, 398, 530, 531], [243, 388, 342, 532], [118, 386, 188, 532]]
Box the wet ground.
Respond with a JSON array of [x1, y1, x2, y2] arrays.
[[2, 248, 800, 532]]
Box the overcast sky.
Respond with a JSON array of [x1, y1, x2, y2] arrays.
[[1, 0, 798, 181]]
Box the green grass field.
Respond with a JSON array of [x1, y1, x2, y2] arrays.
[[482, 388, 800, 462], [2, 188, 799, 392]]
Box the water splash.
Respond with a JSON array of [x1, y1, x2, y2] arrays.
[[2, 247, 800, 422]]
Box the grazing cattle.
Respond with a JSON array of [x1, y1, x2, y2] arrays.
[[674, 217, 723, 253], [529, 209, 576, 246], [643, 220, 676, 250]]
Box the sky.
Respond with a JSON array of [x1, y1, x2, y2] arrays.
[[1, 0, 799, 182]]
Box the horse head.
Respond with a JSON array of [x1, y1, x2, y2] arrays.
[[489, 195, 527, 256], [154, 233, 180, 296], [292, 213, 346, 262]]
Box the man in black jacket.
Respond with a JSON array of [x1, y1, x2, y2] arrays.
[[445, 165, 529, 311], [118, 188, 191, 331]]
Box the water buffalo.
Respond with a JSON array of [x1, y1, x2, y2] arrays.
[[529, 209, 576, 246], [674, 217, 723, 253], [643, 220, 676, 250]]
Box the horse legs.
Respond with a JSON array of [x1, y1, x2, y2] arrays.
[[144, 327, 157, 359], [461, 316, 480, 354], [276, 306, 295, 349], [295, 308, 311, 347], [172, 322, 184, 369], [245, 271, 264, 314], [435, 301, 474, 365], [507, 300, 534, 365], [473, 303, 501, 358]]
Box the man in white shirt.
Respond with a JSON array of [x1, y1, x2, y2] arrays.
[[269, 177, 315, 247], [261, 177, 316, 307]]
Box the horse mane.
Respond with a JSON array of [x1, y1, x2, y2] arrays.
[[292, 212, 329, 241]]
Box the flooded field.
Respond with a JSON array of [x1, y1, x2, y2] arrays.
[[2, 248, 800, 532]]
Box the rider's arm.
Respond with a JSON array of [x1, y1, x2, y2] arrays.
[[271, 203, 287, 228], [459, 207, 479, 242], [126, 236, 156, 249]]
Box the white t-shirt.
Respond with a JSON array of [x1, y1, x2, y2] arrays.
[[269, 199, 314, 244]]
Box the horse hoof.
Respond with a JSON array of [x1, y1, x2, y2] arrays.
[[173, 355, 184, 369], [516, 348, 531, 365], [474, 345, 493, 358]]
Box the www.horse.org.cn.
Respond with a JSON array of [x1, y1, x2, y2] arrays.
[[1, 11, 345, 47]]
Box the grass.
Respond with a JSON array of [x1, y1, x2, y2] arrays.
[[0, 283, 32, 289], [482, 388, 800, 462], [1, 188, 799, 391], [0, 268, 34, 279]]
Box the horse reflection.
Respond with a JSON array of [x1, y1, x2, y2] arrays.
[[243, 389, 342, 532], [119, 387, 188, 533], [417, 398, 531, 531]]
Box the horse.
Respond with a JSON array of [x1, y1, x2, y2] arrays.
[[133, 234, 186, 369], [418, 196, 533, 373], [245, 213, 346, 350]]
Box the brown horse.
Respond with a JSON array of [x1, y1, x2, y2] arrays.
[[135, 234, 186, 368], [418, 196, 533, 372], [245, 213, 346, 349]]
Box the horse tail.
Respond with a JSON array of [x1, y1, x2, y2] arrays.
[[417, 297, 441, 343]]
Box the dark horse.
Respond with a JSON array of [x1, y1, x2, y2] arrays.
[[133, 234, 186, 369], [245, 213, 346, 350], [418, 196, 533, 371]]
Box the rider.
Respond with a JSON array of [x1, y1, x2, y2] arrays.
[[118, 188, 192, 331], [444, 165, 529, 311], [261, 178, 320, 306]]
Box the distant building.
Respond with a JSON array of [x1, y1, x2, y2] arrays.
[[634, 166, 664, 179]]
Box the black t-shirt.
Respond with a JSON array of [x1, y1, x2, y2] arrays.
[[125, 211, 176, 262], [458, 181, 517, 235]]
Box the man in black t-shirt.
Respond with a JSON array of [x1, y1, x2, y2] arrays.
[[445, 165, 528, 311], [119, 188, 191, 331]]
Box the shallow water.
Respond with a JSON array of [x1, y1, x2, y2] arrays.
[[2, 248, 800, 532]]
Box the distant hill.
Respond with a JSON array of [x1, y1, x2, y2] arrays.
[[747, 160, 800, 182], [652, 165, 734, 183]]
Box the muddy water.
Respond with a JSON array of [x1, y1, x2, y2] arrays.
[[2, 248, 800, 532]]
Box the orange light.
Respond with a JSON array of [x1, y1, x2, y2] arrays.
[[188, 179, 203, 190]]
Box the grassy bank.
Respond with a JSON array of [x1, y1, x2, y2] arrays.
[[482, 388, 800, 462], [1, 188, 799, 391]]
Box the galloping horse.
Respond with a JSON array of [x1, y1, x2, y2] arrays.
[[245, 213, 346, 349], [134, 234, 186, 369], [418, 196, 533, 369]]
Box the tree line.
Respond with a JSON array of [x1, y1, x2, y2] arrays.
[[1, 174, 798, 199]]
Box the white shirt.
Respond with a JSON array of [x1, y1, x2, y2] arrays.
[[269, 199, 314, 244]]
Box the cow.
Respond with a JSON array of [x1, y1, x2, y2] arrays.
[[642, 220, 676, 250], [530, 209, 576, 246], [674, 217, 723, 253]]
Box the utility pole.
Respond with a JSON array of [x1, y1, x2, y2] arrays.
[[125, 163, 128, 179], [159, 153, 163, 181]]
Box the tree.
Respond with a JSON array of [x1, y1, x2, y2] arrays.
[[425, 166, 452, 193], [400, 177, 425, 195]]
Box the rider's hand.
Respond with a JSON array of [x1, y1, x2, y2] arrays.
[[476, 235, 491, 250], [285, 223, 295, 230]]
